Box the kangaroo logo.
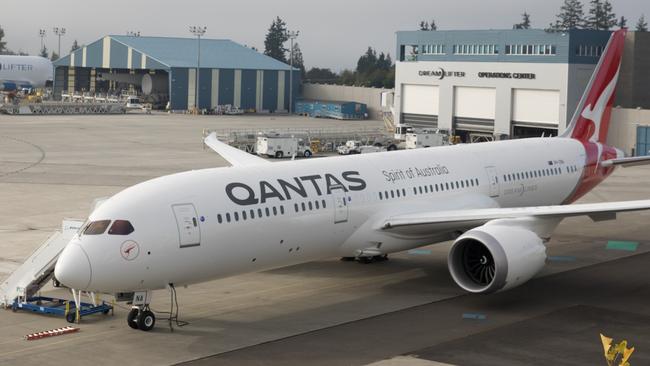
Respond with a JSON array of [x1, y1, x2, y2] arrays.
[[580, 68, 620, 143]]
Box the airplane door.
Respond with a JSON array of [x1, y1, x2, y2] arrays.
[[332, 186, 349, 224], [172, 203, 201, 248], [485, 166, 500, 198]]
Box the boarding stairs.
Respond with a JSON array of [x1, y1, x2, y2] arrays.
[[0, 219, 84, 307]]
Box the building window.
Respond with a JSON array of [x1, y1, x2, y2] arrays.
[[506, 44, 557, 56], [453, 44, 499, 55], [422, 44, 446, 55]]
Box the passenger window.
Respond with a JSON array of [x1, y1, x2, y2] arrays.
[[272, 207, 277, 216], [258, 208, 263, 218], [396, 190, 401, 198], [280, 206, 285, 215], [391, 190, 395, 198], [242, 211, 247, 220], [226, 213, 231, 223], [295, 203, 299, 212], [402, 189, 406, 196], [84, 220, 111, 235], [379, 192, 383, 200], [308, 202, 313, 210], [250, 209, 255, 219], [109, 220, 135, 235], [217, 214, 223, 224], [302, 202, 306, 211], [234, 212, 239, 221], [315, 200, 320, 209], [322, 199, 326, 208], [265, 207, 270, 216]]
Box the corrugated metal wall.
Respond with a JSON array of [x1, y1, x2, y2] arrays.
[[169, 68, 300, 111]]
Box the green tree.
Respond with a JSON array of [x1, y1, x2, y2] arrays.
[[636, 14, 648, 32], [617, 16, 627, 29], [305, 68, 338, 83], [263, 16, 289, 63], [0, 25, 6, 54], [419, 20, 437, 31], [338, 69, 355, 86], [549, 0, 585, 31], [50, 51, 59, 61], [585, 0, 617, 30], [356, 47, 378, 75], [290, 42, 305, 79], [514, 12, 532, 29], [39, 46, 49, 58], [70, 39, 80, 52]]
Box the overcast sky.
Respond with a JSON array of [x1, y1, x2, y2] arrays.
[[2, 0, 649, 70]]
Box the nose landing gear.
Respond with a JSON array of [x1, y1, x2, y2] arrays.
[[127, 305, 156, 331]]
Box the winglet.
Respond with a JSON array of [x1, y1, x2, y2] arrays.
[[204, 132, 269, 167]]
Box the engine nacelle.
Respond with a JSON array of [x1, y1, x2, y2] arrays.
[[448, 224, 546, 294]]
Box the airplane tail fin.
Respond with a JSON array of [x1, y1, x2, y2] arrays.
[[561, 29, 626, 144]]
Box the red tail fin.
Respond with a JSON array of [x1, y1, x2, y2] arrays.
[[563, 30, 626, 143]]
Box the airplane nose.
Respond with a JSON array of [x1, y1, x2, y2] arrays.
[[55, 243, 92, 290]]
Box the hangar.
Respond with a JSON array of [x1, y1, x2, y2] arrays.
[[393, 29, 611, 141], [52, 35, 300, 111]]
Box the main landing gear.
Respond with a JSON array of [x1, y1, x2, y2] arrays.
[[340, 254, 389, 264], [127, 305, 156, 331]]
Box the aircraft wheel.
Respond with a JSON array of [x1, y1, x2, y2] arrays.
[[387, 144, 398, 151], [127, 308, 139, 329], [137, 310, 156, 331], [66, 311, 77, 323]]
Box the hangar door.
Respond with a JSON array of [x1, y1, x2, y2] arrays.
[[453, 87, 495, 133], [401, 84, 439, 128], [511, 89, 560, 138]]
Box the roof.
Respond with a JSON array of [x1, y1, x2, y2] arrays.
[[54, 35, 296, 71]]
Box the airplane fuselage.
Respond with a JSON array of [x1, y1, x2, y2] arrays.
[[0, 55, 53, 91], [73, 137, 607, 293]]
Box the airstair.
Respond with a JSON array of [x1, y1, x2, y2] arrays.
[[0, 219, 84, 307]]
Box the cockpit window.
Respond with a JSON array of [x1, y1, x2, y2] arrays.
[[108, 220, 135, 235], [83, 220, 111, 235]]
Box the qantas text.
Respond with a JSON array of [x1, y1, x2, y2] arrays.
[[226, 171, 366, 205]]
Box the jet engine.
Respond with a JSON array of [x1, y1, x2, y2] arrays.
[[448, 224, 546, 294]]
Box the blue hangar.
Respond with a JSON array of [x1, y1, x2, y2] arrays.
[[53, 35, 300, 111]]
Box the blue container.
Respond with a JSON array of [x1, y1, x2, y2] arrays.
[[295, 99, 367, 120]]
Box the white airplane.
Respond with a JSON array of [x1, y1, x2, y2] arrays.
[[0, 55, 53, 91], [55, 29, 650, 331]]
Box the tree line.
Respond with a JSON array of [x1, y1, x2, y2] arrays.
[[263, 17, 394, 88]]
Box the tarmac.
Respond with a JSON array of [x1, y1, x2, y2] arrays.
[[0, 112, 648, 365]]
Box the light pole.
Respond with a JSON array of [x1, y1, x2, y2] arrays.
[[53, 27, 66, 57], [39, 29, 46, 55], [189, 26, 207, 111], [286, 30, 299, 114]]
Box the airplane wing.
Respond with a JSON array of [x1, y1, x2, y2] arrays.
[[601, 156, 650, 167], [381, 199, 650, 234], [204, 132, 270, 167]]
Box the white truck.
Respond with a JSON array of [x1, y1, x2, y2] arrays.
[[256, 133, 312, 159], [338, 140, 387, 155], [405, 128, 450, 149]]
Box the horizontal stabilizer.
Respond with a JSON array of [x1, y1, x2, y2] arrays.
[[204, 132, 269, 167], [601, 156, 650, 167]]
